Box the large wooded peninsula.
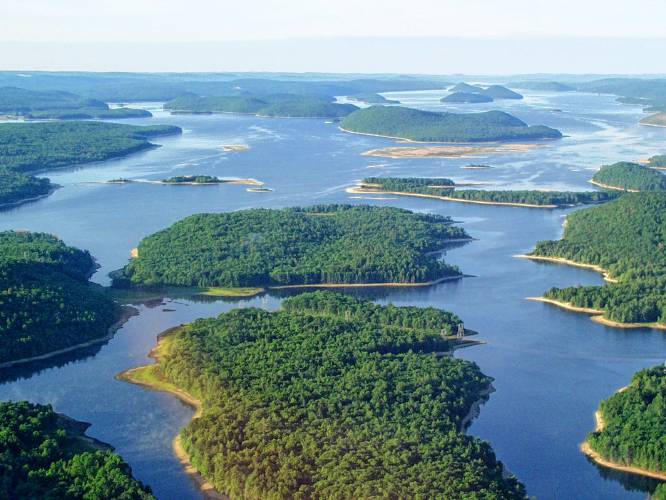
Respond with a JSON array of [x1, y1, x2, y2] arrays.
[[591, 161, 666, 191], [340, 106, 562, 142], [529, 193, 666, 326], [0, 121, 181, 206], [354, 177, 616, 208], [0, 87, 151, 119], [585, 366, 666, 479], [122, 291, 526, 499], [0, 231, 120, 365], [164, 95, 358, 118], [116, 205, 467, 288], [0, 401, 154, 499]]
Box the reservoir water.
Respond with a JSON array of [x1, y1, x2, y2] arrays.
[[0, 90, 665, 499]]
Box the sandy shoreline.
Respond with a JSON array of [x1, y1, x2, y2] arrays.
[[0, 305, 137, 370], [581, 394, 666, 481], [515, 254, 618, 283], [118, 331, 226, 500], [360, 144, 539, 159], [526, 296, 666, 331], [588, 179, 639, 193], [347, 186, 560, 209], [103, 178, 263, 187]]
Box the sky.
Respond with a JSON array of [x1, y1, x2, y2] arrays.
[[2, 0, 666, 73]]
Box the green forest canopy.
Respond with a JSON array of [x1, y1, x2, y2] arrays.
[[360, 177, 617, 207], [0, 401, 154, 499], [587, 366, 666, 474], [592, 162, 666, 191], [340, 106, 561, 142], [0, 121, 180, 205], [530, 193, 666, 325], [0, 86, 151, 119], [441, 92, 493, 103], [153, 291, 526, 498], [118, 204, 467, 288], [164, 94, 358, 118], [0, 231, 119, 364]]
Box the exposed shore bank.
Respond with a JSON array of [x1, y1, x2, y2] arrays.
[[347, 186, 560, 209], [514, 254, 618, 283], [117, 329, 227, 500], [581, 391, 666, 481], [588, 179, 639, 193]]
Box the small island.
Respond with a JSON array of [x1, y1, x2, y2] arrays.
[[446, 83, 523, 100], [340, 106, 561, 142], [524, 192, 666, 329], [348, 177, 617, 208], [221, 144, 250, 152], [119, 291, 525, 499], [346, 93, 399, 105], [462, 164, 493, 170], [362, 143, 539, 159], [0, 401, 154, 499], [0, 86, 151, 120], [164, 94, 358, 118], [105, 175, 264, 187], [0, 231, 126, 367], [0, 121, 181, 206], [591, 161, 666, 191], [581, 366, 666, 481], [441, 92, 493, 103], [640, 112, 666, 127], [113, 204, 468, 290]]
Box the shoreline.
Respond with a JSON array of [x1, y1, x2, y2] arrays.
[[581, 399, 666, 481], [514, 254, 618, 283], [102, 178, 263, 187], [459, 385, 495, 432], [0, 185, 60, 210], [338, 126, 558, 145], [588, 179, 639, 193], [526, 297, 666, 331], [0, 305, 138, 370], [347, 186, 561, 209], [117, 330, 226, 500], [268, 274, 465, 290]]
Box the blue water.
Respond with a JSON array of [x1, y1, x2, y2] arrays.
[[0, 90, 665, 499]]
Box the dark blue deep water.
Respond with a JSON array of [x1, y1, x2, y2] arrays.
[[0, 90, 664, 499]]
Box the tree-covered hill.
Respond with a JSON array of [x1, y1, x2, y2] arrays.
[[164, 94, 358, 118], [0, 121, 180, 205], [648, 155, 666, 168], [587, 366, 665, 475], [446, 83, 523, 100], [347, 92, 399, 104], [359, 177, 616, 207], [340, 106, 562, 142], [0, 231, 119, 364], [138, 291, 526, 498], [117, 204, 467, 288], [592, 162, 666, 191], [508, 81, 576, 92], [0, 401, 154, 499], [441, 92, 493, 103], [530, 193, 666, 325], [0, 87, 151, 119]]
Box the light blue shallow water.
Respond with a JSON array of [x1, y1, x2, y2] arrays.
[[0, 91, 664, 499]]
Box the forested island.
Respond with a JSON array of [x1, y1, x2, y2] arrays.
[[441, 92, 493, 103], [527, 193, 666, 327], [583, 366, 666, 481], [0, 231, 122, 366], [0, 121, 181, 206], [164, 95, 358, 118], [346, 93, 399, 104], [649, 155, 666, 169], [120, 291, 526, 499], [591, 161, 666, 191], [340, 106, 561, 142], [115, 204, 467, 289], [447, 84, 523, 100], [0, 401, 154, 499], [0, 87, 151, 119], [350, 177, 616, 208]]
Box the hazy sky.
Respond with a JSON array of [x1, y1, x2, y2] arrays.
[[3, 0, 666, 73]]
